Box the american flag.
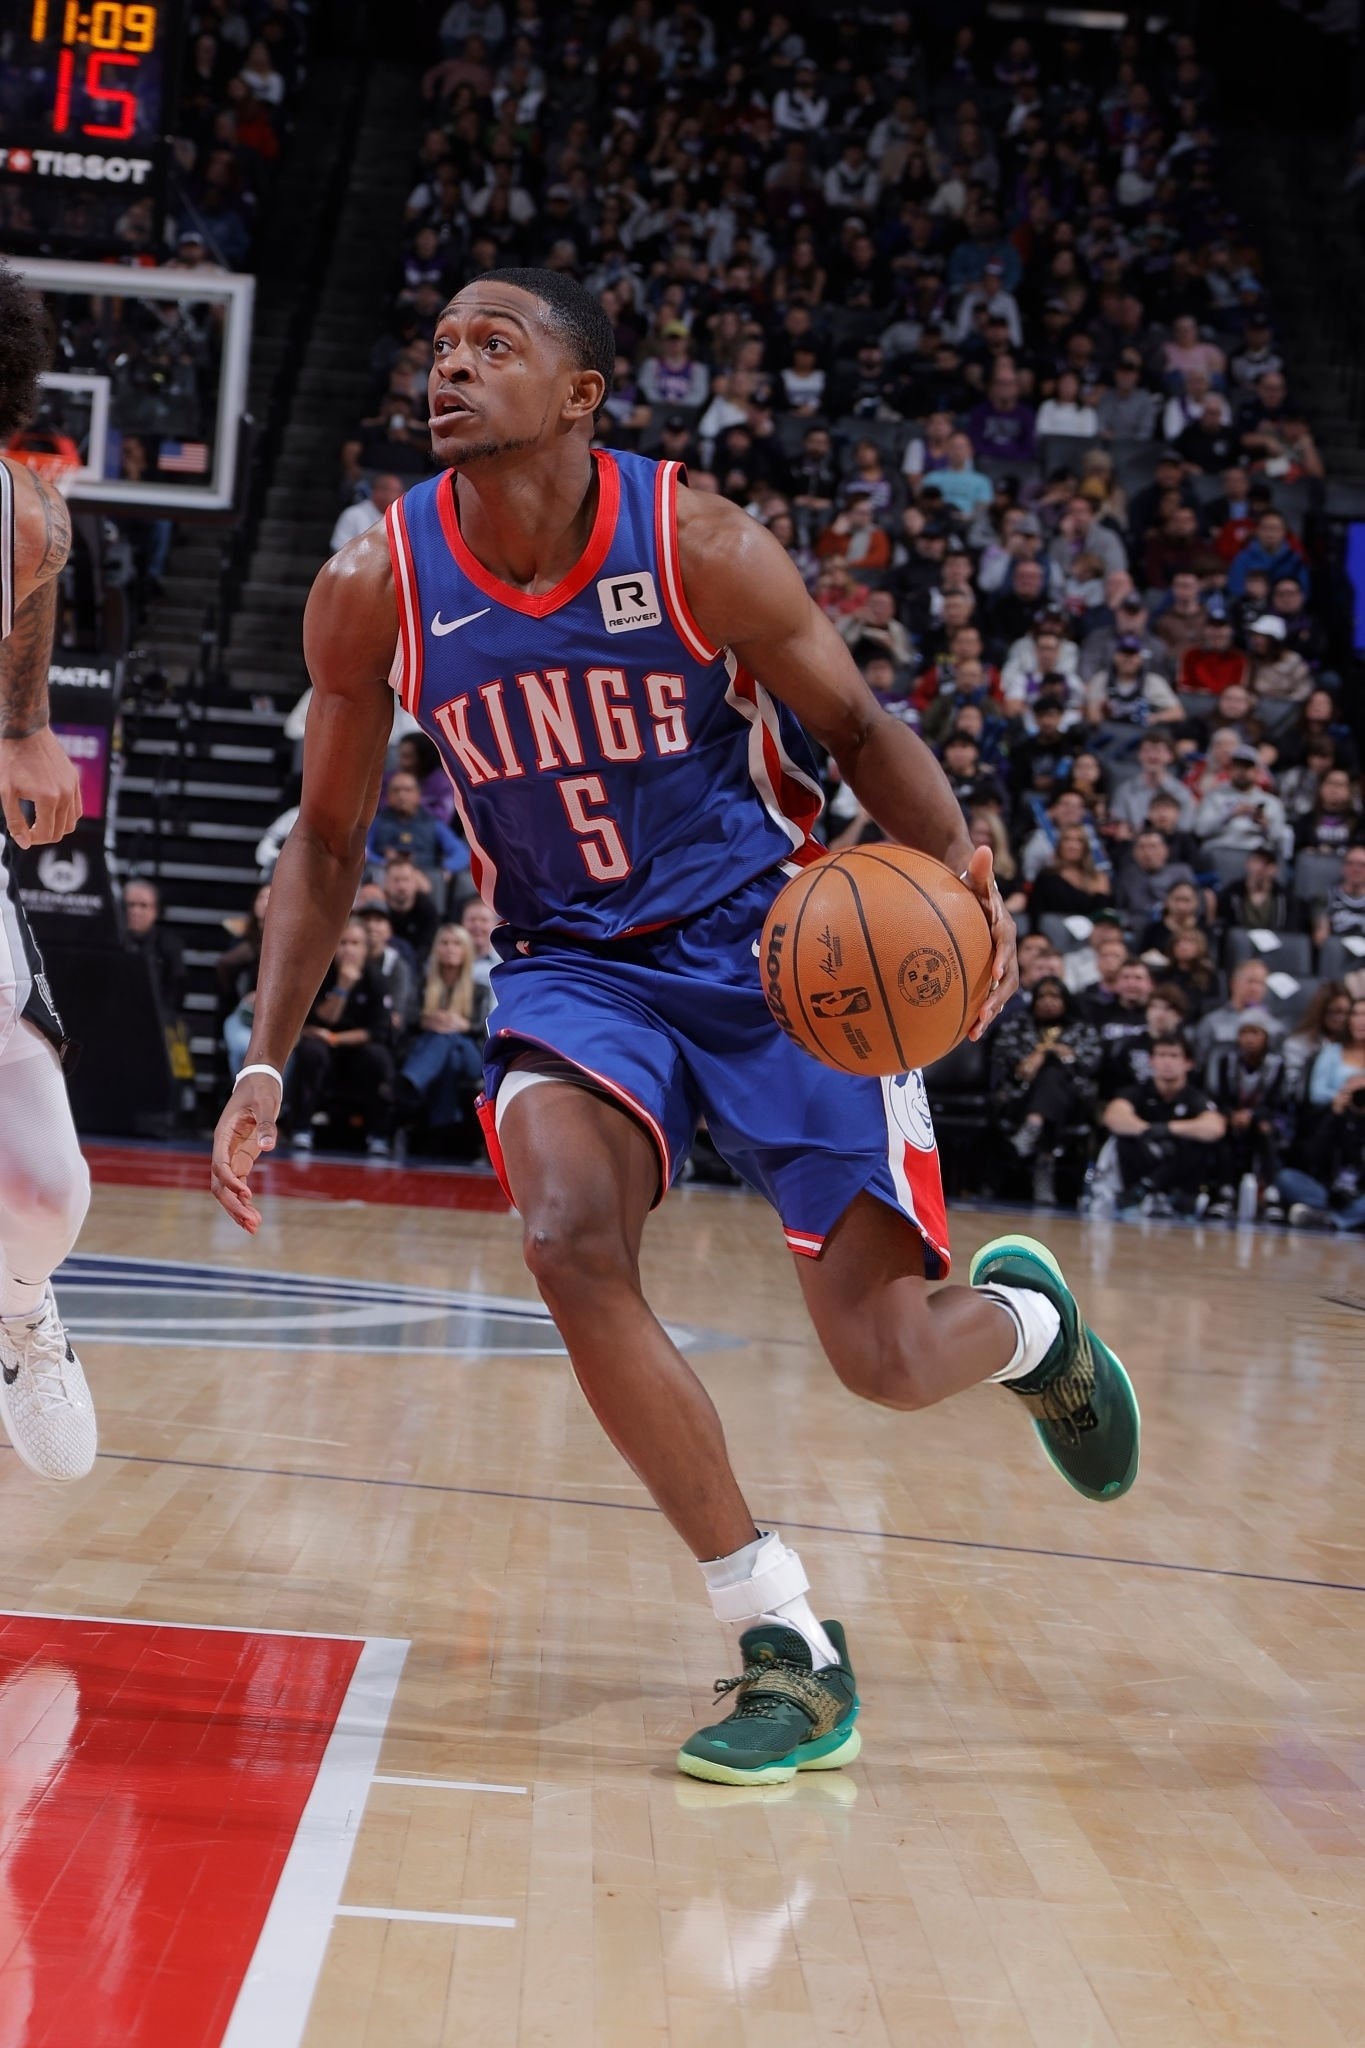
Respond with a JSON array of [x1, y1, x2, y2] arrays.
[[158, 441, 210, 475]]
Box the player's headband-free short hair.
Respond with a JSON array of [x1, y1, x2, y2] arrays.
[[454, 269, 616, 393], [0, 261, 51, 443]]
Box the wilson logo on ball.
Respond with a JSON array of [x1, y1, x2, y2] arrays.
[[897, 947, 955, 1007], [810, 986, 872, 1018]]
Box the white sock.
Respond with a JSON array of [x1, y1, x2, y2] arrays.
[[977, 1284, 1062, 1383], [0, 1276, 45, 1322], [699, 1530, 839, 1669]]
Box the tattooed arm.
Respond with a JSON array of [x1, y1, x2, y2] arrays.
[[0, 463, 81, 846]]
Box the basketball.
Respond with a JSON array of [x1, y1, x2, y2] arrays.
[[760, 846, 995, 1076]]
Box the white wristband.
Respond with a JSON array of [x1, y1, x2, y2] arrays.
[[234, 1062, 284, 1094]]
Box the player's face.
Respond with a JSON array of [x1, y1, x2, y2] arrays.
[[428, 286, 593, 468]]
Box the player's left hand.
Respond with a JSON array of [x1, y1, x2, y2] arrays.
[[0, 729, 82, 848], [962, 844, 1017, 1040]]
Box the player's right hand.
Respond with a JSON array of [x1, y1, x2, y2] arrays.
[[210, 1077, 281, 1234], [0, 729, 82, 848]]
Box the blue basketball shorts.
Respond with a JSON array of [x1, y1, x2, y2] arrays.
[[478, 867, 951, 1276]]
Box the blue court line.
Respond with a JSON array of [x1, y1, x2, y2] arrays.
[[80, 1445, 1365, 1600]]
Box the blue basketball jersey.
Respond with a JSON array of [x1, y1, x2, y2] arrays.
[[385, 450, 824, 938]]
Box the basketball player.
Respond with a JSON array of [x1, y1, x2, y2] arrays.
[[212, 272, 1138, 1784], [0, 263, 97, 1482]]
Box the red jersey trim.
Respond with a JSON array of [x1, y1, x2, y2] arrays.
[[654, 460, 722, 664], [385, 497, 423, 717], [435, 448, 621, 618]]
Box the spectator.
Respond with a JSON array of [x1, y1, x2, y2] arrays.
[[1226, 509, 1308, 599], [1079, 589, 1165, 683], [1097, 352, 1161, 441], [330, 474, 404, 554], [1219, 844, 1298, 933], [1138, 879, 1210, 964], [1284, 983, 1352, 1097], [460, 895, 500, 1008], [1086, 957, 1156, 1085], [1109, 733, 1197, 837], [639, 322, 710, 410], [397, 924, 490, 1137], [367, 771, 470, 889], [989, 976, 1102, 1206], [929, 433, 994, 520], [1297, 770, 1364, 860], [1030, 825, 1113, 922], [1085, 638, 1183, 743], [382, 854, 441, 962], [285, 919, 395, 1156], [1245, 615, 1312, 728], [1152, 572, 1207, 666], [392, 731, 456, 829], [1047, 493, 1127, 596], [1001, 613, 1082, 713], [122, 879, 187, 1019], [1035, 370, 1098, 440], [1195, 960, 1285, 1064], [1179, 596, 1248, 700], [1100, 1034, 1227, 1216], [357, 903, 418, 1035], [1164, 928, 1220, 1020], [1314, 845, 1365, 946], [1195, 744, 1290, 859], [967, 360, 1036, 464], [1205, 1015, 1292, 1214], [1114, 828, 1196, 921], [1280, 997, 1365, 1231]]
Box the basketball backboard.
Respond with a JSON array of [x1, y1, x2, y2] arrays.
[[7, 254, 253, 512]]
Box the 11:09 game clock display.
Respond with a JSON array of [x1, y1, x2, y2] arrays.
[[0, 0, 174, 184]]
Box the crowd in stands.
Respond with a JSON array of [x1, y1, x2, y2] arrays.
[[245, 3, 1365, 1228]]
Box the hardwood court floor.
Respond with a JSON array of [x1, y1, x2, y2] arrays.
[[6, 1161, 1365, 2048]]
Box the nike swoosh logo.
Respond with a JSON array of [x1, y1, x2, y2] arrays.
[[2, 1363, 17, 1386], [431, 608, 491, 636]]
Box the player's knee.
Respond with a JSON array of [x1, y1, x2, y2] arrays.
[[521, 1206, 637, 1305], [1, 1150, 89, 1240], [826, 1324, 940, 1412]]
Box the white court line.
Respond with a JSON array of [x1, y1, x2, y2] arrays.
[[336, 1906, 517, 1929], [221, 1635, 410, 2048], [372, 1773, 527, 1795], [1, 1605, 377, 1643]]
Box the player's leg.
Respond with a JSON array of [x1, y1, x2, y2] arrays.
[[795, 1193, 1140, 1507], [496, 1063, 856, 1784], [0, 1023, 96, 1481], [497, 1069, 758, 1558]]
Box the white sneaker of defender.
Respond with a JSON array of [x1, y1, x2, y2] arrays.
[[0, 1286, 97, 1482]]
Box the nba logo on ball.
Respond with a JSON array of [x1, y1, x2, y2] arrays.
[[597, 571, 662, 633], [897, 946, 954, 1007]]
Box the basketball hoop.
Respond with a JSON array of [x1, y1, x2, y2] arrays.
[[6, 428, 82, 495]]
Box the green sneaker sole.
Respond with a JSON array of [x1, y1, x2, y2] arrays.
[[676, 1717, 862, 1787], [970, 1231, 1141, 1504]]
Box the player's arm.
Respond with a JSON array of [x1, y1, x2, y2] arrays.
[[679, 492, 1016, 1031], [210, 528, 397, 1231], [0, 465, 80, 847]]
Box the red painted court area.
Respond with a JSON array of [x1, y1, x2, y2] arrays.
[[0, 1615, 360, 2048], [86, 1144, 510, 1212]]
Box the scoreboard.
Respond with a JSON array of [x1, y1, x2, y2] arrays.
[[0, 0, 179, 247]]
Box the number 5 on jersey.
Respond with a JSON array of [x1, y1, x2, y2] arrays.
[[559, 775, 631, 881]]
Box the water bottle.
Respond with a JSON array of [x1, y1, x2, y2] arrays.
[[1236, 1172, 1259, 1223]]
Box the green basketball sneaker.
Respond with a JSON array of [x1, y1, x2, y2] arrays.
[[677, 1621, 861, 1786], [970, 1232, 1140, 1503]]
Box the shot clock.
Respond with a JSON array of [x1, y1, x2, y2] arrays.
[[25, 1, 164, 144], [0, 0, 179, 250]]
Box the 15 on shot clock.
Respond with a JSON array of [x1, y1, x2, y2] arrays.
[[8, 2, 167, 145]]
